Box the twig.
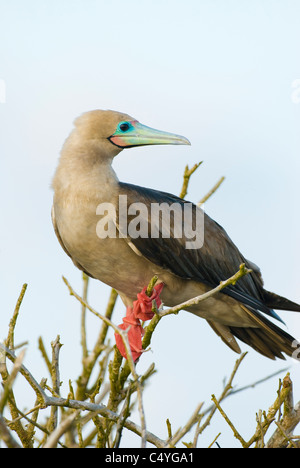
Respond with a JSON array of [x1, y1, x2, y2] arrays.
[[192, 415, 203, 448], [211, 394, 248, 448], [10, 404, 43, 425], [198, 176, 225, 205], [246, 373, 297, 448], [47, 336, 63, 440], [44, 395, 164, 447], [166, 402, 204, 447], [255, 410, 265, 448], [81, 272, 89, 360], [0, 341, 165, 447], [43, 410, 80, 448], [0, 349, 26, 415], [146, 275, 158, 296], [229, 367, 290, 397], [208, 432, 221, 449], [141, 264, 251, 359], [266, 374, 300, 448], [62, 276, 147, 448], [197, 353, 247, 436], [142, 314, 161, 351], [159, 264, 252, 317], [7, 397, 66, 448], [112, 387, 132, 448], [0, 343, 47, 406], [62, 277, 129, 364], [0, 415, 21, 448], [38, 336, 52, 376], [179, 162, 203, 199], [5, 284, 28, 350], [76, 287, 118, 401], [166, 419, 172, 439], [0, 345, 34, 447], [273, 421, 298, 449]]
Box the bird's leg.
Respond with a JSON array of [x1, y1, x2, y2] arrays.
[[114, 307, 145, 362], [133, 283, 164, 321], [114, 283, 164, 362]]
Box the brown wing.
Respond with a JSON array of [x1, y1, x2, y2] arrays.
[[117, 182, 280, 319]]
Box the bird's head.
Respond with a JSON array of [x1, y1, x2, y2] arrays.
[[73, 109, 190, 158]]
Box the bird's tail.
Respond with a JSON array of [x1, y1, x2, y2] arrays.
[[263, 289, 300, 312], [230, 305, 299, 360], [209, 304, 299, 360]]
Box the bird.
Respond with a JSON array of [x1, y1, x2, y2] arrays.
[[52, 109, 300, 360]]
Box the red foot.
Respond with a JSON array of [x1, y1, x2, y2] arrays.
[[133, 282, 164, 321], [114, 283, 164, 362]]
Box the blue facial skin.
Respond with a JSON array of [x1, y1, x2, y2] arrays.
[[116, 121, 135, 134], [109, 120, 191, 148]]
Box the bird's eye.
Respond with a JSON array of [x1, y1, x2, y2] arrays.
[[119, 122, 130, 132]]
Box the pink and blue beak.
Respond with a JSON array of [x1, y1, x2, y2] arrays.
[[109, 120, 191, 148]]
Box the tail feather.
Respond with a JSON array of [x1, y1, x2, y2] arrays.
[[207, 321, 241, 354], [228, 326, 287, 360], [227, 305, 298, 360], [263, 289, 300, 312]]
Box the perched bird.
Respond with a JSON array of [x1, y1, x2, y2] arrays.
[[52, 109, 300, 360]]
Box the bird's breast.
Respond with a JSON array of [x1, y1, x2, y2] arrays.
[[52, 194, 159, 296]]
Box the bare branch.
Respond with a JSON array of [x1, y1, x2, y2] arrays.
[[159, 264, 252, 317], [166, 402, 204, 447], [0, 415, 21, 448], [0, 349, 26, 414], [198, 176, 225, 205], [267, 374, 300, 448], [179, 162, 203, 199], [43, 410, 80, 448], [5, 284, 28, 350], [211, 394, 248, 447], [80, 272, 89, 360], [62, 276, 147, 448]]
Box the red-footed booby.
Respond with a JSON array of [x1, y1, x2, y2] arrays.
[[52, 109, 300, 360]]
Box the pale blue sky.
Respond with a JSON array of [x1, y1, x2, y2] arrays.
[[1, 0, 299, 447]]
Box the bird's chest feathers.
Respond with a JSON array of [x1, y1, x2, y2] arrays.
[[53, 191, 153, 291]]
